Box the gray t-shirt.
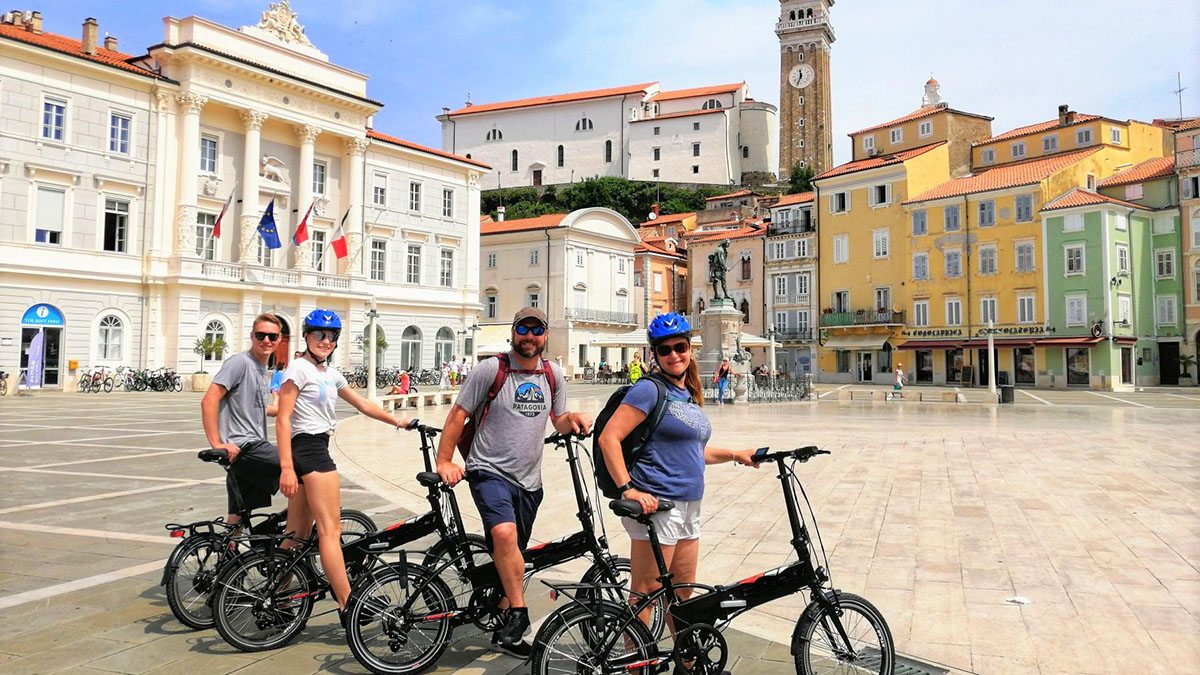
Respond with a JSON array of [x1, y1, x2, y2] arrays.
[[212, 351, 276, 463], [457, 354, 567, 491]]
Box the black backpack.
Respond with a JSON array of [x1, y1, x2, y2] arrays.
[[592, 373, 672, 500]]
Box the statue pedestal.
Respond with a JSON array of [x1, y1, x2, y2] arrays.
[[698, 300, 749, 403]]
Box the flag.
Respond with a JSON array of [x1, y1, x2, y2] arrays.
[[213, 191, 234, 239], [257, 199, 282, 249], [331, 209, 349, 259], [293, 200, 313, 246]]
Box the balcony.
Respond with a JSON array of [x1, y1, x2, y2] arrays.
[[773, 328, 813, 342], [775, 16, 834, 36], [820, 309, 906, 327], [200, 261, 243, 281], [767, 223, 816, 237], [564, 307, 638, 325], [1178, 149, 1200, 170], [773, 293, 811, 306]]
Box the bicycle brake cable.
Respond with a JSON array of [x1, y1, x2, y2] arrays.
[[789, 459, 833, 589]]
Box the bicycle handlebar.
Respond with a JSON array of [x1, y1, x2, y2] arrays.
[[545, 430, 592, 444], [198, 448, 230, 466], [754, 446, 830, 464]]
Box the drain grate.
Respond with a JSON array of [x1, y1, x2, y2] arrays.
[[892, 652, 951, 675]]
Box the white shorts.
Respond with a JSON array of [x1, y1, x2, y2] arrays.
[[621, 499, 701, 546]]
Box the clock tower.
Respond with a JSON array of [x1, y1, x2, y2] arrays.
[[777, 0, 835, 177]]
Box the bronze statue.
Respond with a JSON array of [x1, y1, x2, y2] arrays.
[[708, 240, 732, 301]]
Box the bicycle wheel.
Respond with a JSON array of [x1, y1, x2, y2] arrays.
[[164, 534, 223, 629], [579, 555, 667, 640], [345, 561, 454, 675], [311, 509, 380, 582], [0, 378, 7, 396], [420, 534, 490, 613], [791, 591, 894, 675], [172, 377, 183, 392], [211, 549, 316, 652], [530, 600, 656, 675], [103, 377, 114, 393]]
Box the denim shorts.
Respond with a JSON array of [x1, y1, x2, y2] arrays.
[[467, 469, 544, 551]]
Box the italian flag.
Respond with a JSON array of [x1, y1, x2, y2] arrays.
[[213, 191, 234, 239], [330, 209, 349, 259], [293, 200, 313, 246]]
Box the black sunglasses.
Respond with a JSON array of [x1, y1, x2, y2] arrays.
[[309, 330, 340, 343], [654, 342, 690, 358], [253, 331, 281, 342], [514, 324, 546, 336]]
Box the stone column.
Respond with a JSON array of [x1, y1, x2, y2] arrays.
[[175, 92, 207, 255], [342, 137, 370, 275], [294, 124, 321, 270], [239, 110, 269, 264]]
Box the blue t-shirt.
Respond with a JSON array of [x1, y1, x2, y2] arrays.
[[269, 369, 284, 393], [620, 378, 712, 502]]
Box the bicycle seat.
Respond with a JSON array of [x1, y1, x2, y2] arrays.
[[416, 471, 442, 487], [609, 498, 675, 519], [198, 449, 230, 465]]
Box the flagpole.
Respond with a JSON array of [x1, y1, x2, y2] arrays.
[[346, 208, 385, 272]]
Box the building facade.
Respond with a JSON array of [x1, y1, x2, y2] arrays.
[[634, 236, 687, 321], [1177, 119, 1200, 381], [686, 223, 768, 367], [776, 0, 835, 176], [766, 191, 817, 375]]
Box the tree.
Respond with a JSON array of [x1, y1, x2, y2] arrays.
[[787, 163, 816, 195], [193, 336, 228, 374], [1180, 353, 1197, 381]]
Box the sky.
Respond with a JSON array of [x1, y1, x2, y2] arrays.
[[38, 0, 1200, 167]]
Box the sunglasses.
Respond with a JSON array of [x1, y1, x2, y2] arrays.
[[309, 330, 340, 343], [514, 324, 546, 336], [253, 331, 281, 342], [654, 342, 690, 358]]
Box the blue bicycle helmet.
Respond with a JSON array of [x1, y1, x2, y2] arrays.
[[303, 309, 342, 333], [647, 312, 691, 345]]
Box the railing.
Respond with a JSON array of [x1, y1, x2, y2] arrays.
[[251, 268, 300, 286], [820, 310, 906, 327], [564, 308, 638, 324], [200, 261, 243, 281], [767, 223, 816, 237], [773, 328, 813, 341], [1178, 149, 1200, 170], [775, 17, 832, 32], [317, 274, 351, 291], [773, 293, 811, 305]]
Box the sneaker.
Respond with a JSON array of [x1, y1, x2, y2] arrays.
[[496, 606, 530, 646], [491, 635, 532, 659]]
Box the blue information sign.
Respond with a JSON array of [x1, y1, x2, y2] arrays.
[[21, 304, 64, 326]]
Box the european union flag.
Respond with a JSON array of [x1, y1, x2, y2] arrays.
[[257, 199, 282, 249]]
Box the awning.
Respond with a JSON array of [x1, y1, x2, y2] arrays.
[[897, 339, 963, 350], [1037, 336, 1104, 348], [823, 333, 891, 350], [738, 333, 780, 348], [960, 338, 1036, 349], [475, 324, 513, 355], [1113, 336, 1138, 345]]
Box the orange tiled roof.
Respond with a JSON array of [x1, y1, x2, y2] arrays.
[[691, 223, 765, 243], [447, 82, 656, 116], [705, 189, 756, 201], [480, 213, 567, 235], [905, 146, 1102, 203], [975, 114, 1102, 145], [631, 108, 724, 123], [650, 82, 743, 102], [1042, 188, 1150, 212], [772, 191, 814, 207], [815, 141, 946, 181], [847, 105, 991, 137], [638, 212, 695, 227], [1098, 157, 1175, 188], [367, 130, 491, 169], [1174, 118, 1200, 131], [0, 23, 161, 78], [635, 240, 685, 258]]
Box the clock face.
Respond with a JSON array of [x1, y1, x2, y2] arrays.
[[788, 64, 815, 90]]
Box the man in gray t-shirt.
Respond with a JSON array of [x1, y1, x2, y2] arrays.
[[436, 307, 590, 656]]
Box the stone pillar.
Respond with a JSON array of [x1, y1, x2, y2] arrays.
[[342, 137, 370, 275], [239, 110, 269, 264], [698, 299, 748, 392], [175, 92, 207, 255], [294, 124, 321, 269]]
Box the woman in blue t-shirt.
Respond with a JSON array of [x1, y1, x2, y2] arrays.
[[598, 312, 757, 631]]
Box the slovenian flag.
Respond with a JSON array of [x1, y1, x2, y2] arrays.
[[213, 191, 234, 239], [331, 209, 349, 259], [293, 200, 313, 246], [257, 199, 282, 249]]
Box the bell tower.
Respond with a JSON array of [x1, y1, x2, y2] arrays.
[[776, 0, 835, 177]]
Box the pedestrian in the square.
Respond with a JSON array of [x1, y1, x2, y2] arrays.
[[893, 362, 907, 399], [714, 356, 732, 406]]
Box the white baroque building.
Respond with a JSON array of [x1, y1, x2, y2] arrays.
[[0, 6, 487, 389], [437, 82, 777, 189]]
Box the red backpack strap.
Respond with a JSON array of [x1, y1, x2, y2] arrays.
[[476, 354, 511, 428], [538, 358, 557, 419]]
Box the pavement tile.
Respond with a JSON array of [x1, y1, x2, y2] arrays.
[[0, 637, 132, 675]]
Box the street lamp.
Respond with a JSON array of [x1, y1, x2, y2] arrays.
[[366, 306, 379, 402], [766, 326, 777, 387], [457, 322, 481, 361]]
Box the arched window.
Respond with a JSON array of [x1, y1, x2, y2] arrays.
[[739, 298, 750, 324], [615, 289, 628, 314], [204, 319, 226, 361], [1193, 259, 1200, 304], [878, 342, 893, 373], [465, 153, 471, 159], [97, 315, 122, 360], [511, 149, 518, 172], [575, 117, 593, 132], [789, 10, 795, 19], [573, 283, 587, 308], [401, 326, 422, 370], [486, 128, 502, 142], [604, 140, 612, 163], [434, 327, 455, 367], [806, 8, 813, 18], [557, 144, 564, 168], [361, 325, 387, 366], [702, 99, 723, 110]]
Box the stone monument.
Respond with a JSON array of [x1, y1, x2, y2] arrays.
[[698, 240, 749, 402]]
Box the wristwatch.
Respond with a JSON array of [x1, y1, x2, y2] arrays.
[[619, 481, 634, 495]]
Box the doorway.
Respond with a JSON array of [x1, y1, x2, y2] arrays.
[[1159, 342, 1180, 385], [857, 351, 872, 383], [269, 318, 292, 370], [532, 169, 543, 186], [20, 327, 62, 387], [1014, 348, 1035, 385], [975, 348, 999, 386], [1120, 347, 1132, 385]]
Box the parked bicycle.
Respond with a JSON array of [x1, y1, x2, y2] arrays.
[[0, 370, 8, 397]]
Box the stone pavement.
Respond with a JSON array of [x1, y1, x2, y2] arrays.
[[0, 387, 1196, 674]]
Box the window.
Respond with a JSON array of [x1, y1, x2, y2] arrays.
[[692, 165, 699, 174], [980, 297, 998, 324], [978, 200, 996, 227], [833, 234, 849, 263], [1117, 295, 1131, 324], [435, 327, 455, 367], [775, 311, 788, 333], [97, 315, 123, 360], [195, 212, 216, 260], [979, 244, 997, 275], [890, 128, 903, 145], [774, 276, 788, 297], [485, 293, 497, 319], [312, 230, 326, 272], [872, 229, 889, 258], [409, 182, 422, 212], [945, 249, 962, 278], [836, 351, 850, 373], [1043, 135, 1059, 152], [370, 239, 387, 281], [616, 292, 628, 314], [919, 120, 933, 138], [511, 150, 518, 172], [257, 236, 271, 267], [1194, 261, 1200, 304], [529, 248, 540, 266], [1015, 194, 1034, 222], [913, 252, 929, 280], [798, 118, 806, 127], [204, 320, 227, 361], [652, 169, 659, 178], [572, 249, 584, 267], [486, 128, 502, 142], [557, 145, 564, 168], [313, 161, 326, 194], [944, 204, 961, 232], [830, 191, 849, 213], [797, 272, 811, 295], [109, 112, 131, 154], [442, 188, 454, 218], [1076, 128, 1093, 146], [653, 126, 660, 136], [875, 287, 891, 311], [400, 326, 422, 370], [652, 271, 663, 293], [1087, 174, 1096, 190], [1066, 295, 1087, 326], [527, 291, 540, 309], [1011, 142, 1026, 159], [1065, 244, 1085, 275], [1157, 296, 1178, 325], [197, 134, 219, 173], [1117, 244, 1130, 274], [741, 255, 752, 281], [945, 298, 962, 326], [1016, 240, 1035, 272], [486, 252, 497, 268], [913, 300, 929, 327], [692, 143, 701, 157], [912, 210, 927, 235], [618, 258, 626, 273], [653, 147, 661, 161], [862, 136, 875, 151], [701, 98, 722, 110], [103, 198, 129, 253], [605, 140, 613, 163], [1125, 183, 1144, 200], [742, 147, 749, 159], [693, 122, 700, 131], [1155, 249, 1175, 278], [797, 238, 811, 258], [42, 97, 66, 141], [35, 186, 65, 246], [1185, 176, 1200, 200], [406, 244, 421, 284], [981, 148, 995, 165], [1018, 295, 1035, 323], [440, 249, 454, 287], [575, 116, 593, 131], [869, 184, 891, 207], [1063, 213, 1084, 232], [1110, 127, 1122, 144], [373, 172, 387, 206], [832, 291, 850, 313]]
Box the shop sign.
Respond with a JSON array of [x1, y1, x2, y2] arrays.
[[20, 304, 64, 326], [976, 325, 1056, 336], [900, 328, 963, 337]]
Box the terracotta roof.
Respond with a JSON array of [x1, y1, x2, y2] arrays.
[[650, 82, 743, 102], [0, 24, 162, 78], [447, 82, 655, 116], [367, 130, 491, 169], [480, 213, 567, 235], [630, 108, 724, 123], [975, 114, 1102, 145], [815, 141, 946, 181], [1042, 188, 1150, 212], [705, 189, 756, 201], [635, 240, 685, 258], [848, 105, 992, 137], [1174, 118, 1200, 131], [1098, 157, 1175, 188], [639, 211, 695, 227], [691, 223, 765, 243], [772, 191, 815, 207], [480, 214, 492, 224], [905, 146, 1102, 203]]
